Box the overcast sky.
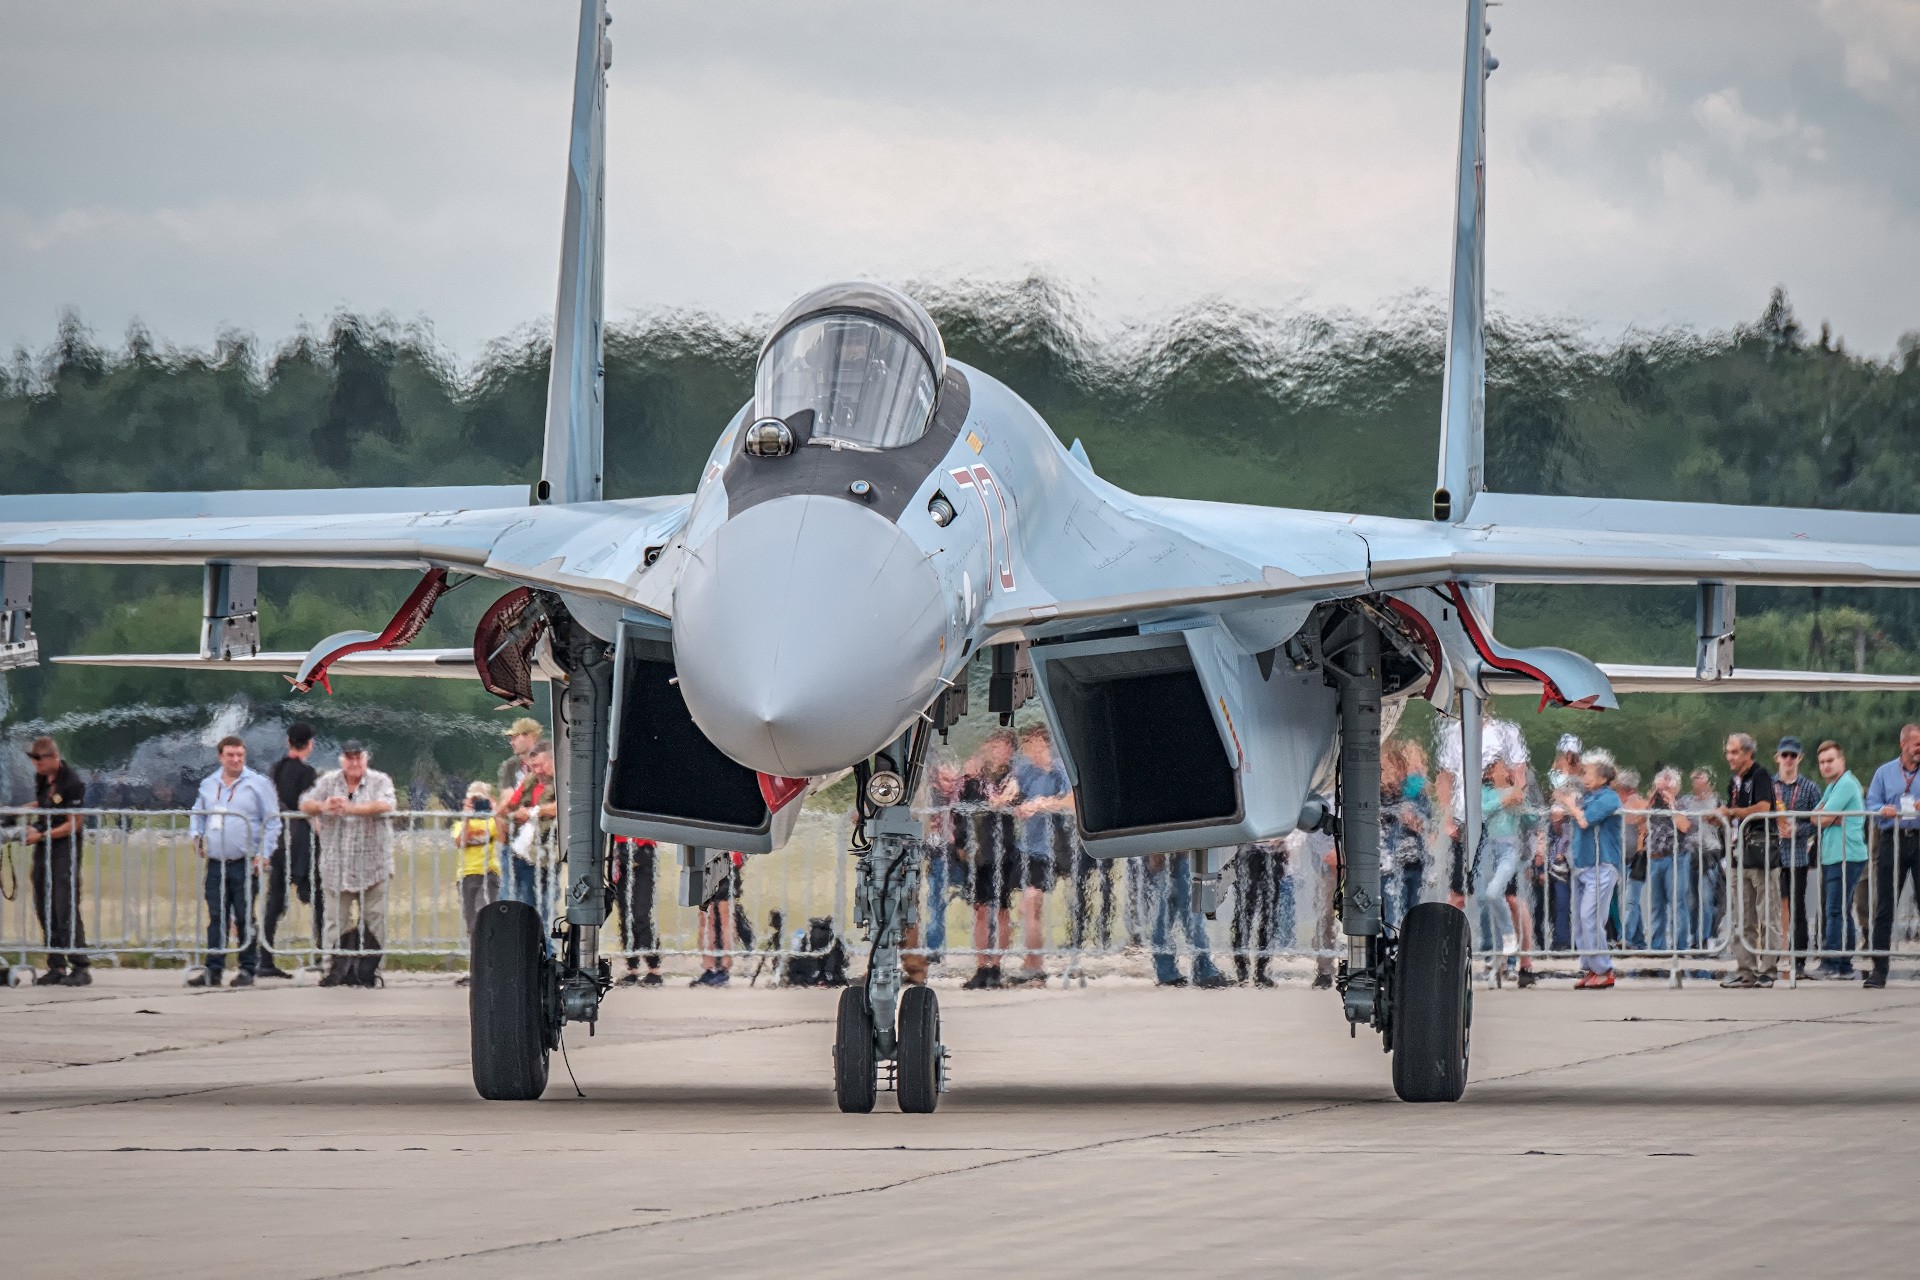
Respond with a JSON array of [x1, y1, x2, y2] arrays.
[[5, 0, 1917, 363]]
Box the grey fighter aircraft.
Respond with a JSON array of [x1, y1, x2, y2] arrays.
[[8, 0, 1920, 1112]]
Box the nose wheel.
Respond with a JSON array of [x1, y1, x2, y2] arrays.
[[834, 986, 878, 1113], [895, 985, 945, 1113], [834, 982, 946, 1114]]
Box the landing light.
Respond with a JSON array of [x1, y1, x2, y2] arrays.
[[744, 417, 794, 457], [865, 770, 906, 807]]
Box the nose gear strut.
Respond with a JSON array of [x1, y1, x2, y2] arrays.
[[836, 723, 947, 1113]]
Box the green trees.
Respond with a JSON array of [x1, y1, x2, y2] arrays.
[[3, 288, 1917, 788]]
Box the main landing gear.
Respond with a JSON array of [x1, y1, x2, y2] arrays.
[[834, 733, 947, 1114], [1326, 608, 1472, 1103], [468, 598, 612, 1102]]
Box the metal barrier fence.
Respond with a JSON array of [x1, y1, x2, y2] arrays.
[[4, 803, 1916, 985], [1452, 806, 1920, 987]]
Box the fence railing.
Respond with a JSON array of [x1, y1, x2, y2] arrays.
[[3, 803, 1916, 985]]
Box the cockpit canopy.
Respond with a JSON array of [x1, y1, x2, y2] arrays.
[[754, 282, 946, 450]]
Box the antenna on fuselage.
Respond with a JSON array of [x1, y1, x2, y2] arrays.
[[1431, 0, 1495, 526], [538, 0, 611, 506]]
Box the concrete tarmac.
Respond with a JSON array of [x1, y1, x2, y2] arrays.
[[3, 970, 1918, 1277]]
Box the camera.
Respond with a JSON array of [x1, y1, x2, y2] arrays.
[[471, 797, 492, 814]]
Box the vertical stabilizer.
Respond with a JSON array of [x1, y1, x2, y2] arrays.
[[1432, 0, 1496, 524], [540, 0, 611, 506]]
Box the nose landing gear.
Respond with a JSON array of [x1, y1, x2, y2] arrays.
[[835, 732, 948, 1114]]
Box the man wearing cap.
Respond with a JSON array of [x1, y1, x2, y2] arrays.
[[299, 741, 397, 981], [497, 717, 544, 797], [1772, 736, 1821, 982], [22, 737, 91, 986]]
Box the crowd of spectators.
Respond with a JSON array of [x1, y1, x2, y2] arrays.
[[7, 714, 1920, 992]]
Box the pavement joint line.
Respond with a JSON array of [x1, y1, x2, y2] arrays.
[[5, 1026, 297, 1077], [308, 993, 1920, 1278], [0, 1013, 834, 1115]]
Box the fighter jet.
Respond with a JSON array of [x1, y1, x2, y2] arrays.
[[7, 0, 1920, 1112]]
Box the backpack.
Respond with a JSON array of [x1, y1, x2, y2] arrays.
[[784, 916, 847, 988], [324, 925, 384, 987]]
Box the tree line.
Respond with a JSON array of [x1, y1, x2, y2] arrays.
[[3, 282, 1917, 788]]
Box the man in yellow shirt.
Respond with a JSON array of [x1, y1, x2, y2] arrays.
[[452, 782, 504, 952]]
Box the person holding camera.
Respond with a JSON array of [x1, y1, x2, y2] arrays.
[[452, 781, 503, 942]]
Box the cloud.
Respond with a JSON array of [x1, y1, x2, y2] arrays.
[[1821, 0, 1920, 105], [1, 0, 1915, 359], [1693, 88, 1827, 162]]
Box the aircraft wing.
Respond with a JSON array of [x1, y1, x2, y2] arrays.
[[1484, 664, 1920, 697], [0, 488, 692, 607], [51, 648, 493, 682], [987, 492, 1920, 635], [1361, 493, 1920, 590]]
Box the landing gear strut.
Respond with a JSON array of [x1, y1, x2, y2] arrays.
[[1327, 607, 1471, 1103], [468, 597, 611, 1100], [835, 730, 947, 1113]]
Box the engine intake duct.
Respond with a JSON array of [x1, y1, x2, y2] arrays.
[[1032, 633, 1239, 839], [602, 626, 801, 854]]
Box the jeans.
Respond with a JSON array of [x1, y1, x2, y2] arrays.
[[1549, 874, 1572, 951], [1068, 851, 1115, 956], [1621, 875, 1647, 950], [1647, 854, 1694, 952], [1472, 838, 1521, 952], [1231, 847, 1282, 981], [202, 857, 260, 977], [1572, 864, 1618, 974], [1698, 856, 1725, 947], [923, 846, 951, 955], [1384, 861, 1425, 930], [1275, 868, 1297, 948], [1821, 861, 1867, 974], [507, 857, 538, 907], [611, 844, 660, 967], [1149, 853, 1223, 984]]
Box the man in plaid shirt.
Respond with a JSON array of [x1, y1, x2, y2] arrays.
[[298, 741, 397, 966]]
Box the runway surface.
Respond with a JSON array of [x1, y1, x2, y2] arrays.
[[3, 969, 1917, 1277]]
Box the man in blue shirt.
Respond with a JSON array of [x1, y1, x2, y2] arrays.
[[1009, 724, 1073, 986], [188, 735, 283, 988], [1862, 723, 1920, 988], [1552, 750, 1623, 989]]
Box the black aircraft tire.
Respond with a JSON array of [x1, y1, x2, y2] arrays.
[[1392, 902, 1472, 1103], [470, 900, 551, 1101], [834, 986, 878, 1114], [896, 985, 941, 1114]]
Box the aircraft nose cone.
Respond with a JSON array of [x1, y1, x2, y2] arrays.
[[672, 494, 947, 777]]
